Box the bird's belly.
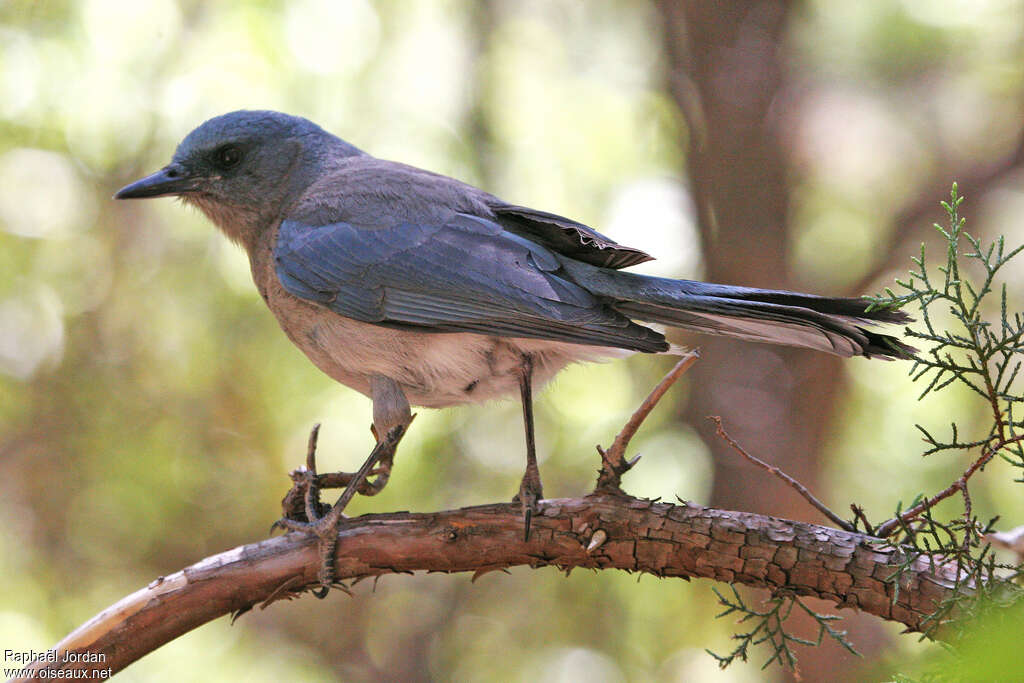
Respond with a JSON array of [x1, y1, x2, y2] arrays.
[[280, 306, 623, 408]]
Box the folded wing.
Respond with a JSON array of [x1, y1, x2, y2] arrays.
[[274, 212, 669, 353]]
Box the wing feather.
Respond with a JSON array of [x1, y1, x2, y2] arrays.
[[274, 213, 668, 352]]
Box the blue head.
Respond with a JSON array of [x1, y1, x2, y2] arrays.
[[115, 110, 364, 245]]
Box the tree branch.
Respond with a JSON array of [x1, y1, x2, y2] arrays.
[[596, 351, 699, 492], [710, 416, 856, 532], [875, 433, 1024, 538], [13, 495, 968, 681]]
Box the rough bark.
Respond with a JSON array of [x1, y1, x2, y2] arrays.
[[11, 495, 962, 681]]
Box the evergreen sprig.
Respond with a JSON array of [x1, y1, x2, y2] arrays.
[[861, 183, 1024, 648], [711, 184, 1024, 674], [706, 586, 858, 672]]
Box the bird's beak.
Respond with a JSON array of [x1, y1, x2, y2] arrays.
[[114, 165, 197, 200]]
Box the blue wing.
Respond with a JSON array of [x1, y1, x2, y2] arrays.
[[274, 213, 667, 352]]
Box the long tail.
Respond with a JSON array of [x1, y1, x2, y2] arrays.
[[561, 261, 916, 359]]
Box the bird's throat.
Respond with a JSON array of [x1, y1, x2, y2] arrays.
[[184, 193, 264, 251]]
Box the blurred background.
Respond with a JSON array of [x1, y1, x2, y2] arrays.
[[2, 1, 1023, 681]]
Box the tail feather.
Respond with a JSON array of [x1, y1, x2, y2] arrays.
[[615, 299, 914, 359], [561, 261, 916, 359]]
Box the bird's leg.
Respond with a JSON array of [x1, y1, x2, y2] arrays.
[[281, 377, 413, 523], [511, 353, 543, 540], [274, 376, 413, 597], [367, 374, 413, 488]]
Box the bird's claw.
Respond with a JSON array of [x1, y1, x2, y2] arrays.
[[271, 507, 344, 598], [275, 423, 410, 596], [514, 470, 543, 542]]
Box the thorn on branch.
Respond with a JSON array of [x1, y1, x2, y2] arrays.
[[850, 504, 874, 535], [586, 529, 608, 554]]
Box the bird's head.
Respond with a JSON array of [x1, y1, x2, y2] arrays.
[[115, 110, 362, 246]]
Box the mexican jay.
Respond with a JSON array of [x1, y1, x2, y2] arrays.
[[115, 110, 912, 543]]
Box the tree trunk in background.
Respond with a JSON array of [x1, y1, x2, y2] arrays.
[[655, 1, 887, 679], [657, 0, 830, 533]]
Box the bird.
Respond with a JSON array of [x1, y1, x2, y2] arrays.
[[115, 110, 913, 585]]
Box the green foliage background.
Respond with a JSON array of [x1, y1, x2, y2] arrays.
[[1, 1, 1023, 680]]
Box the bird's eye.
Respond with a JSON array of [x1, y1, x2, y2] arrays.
[[214, 145, 242, 170]]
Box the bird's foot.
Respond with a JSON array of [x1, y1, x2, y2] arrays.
[[279, 424, 330, 524], [512, 466, 544, 542], [273, 423, 409, 597], [280, 421, 406, 524]]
